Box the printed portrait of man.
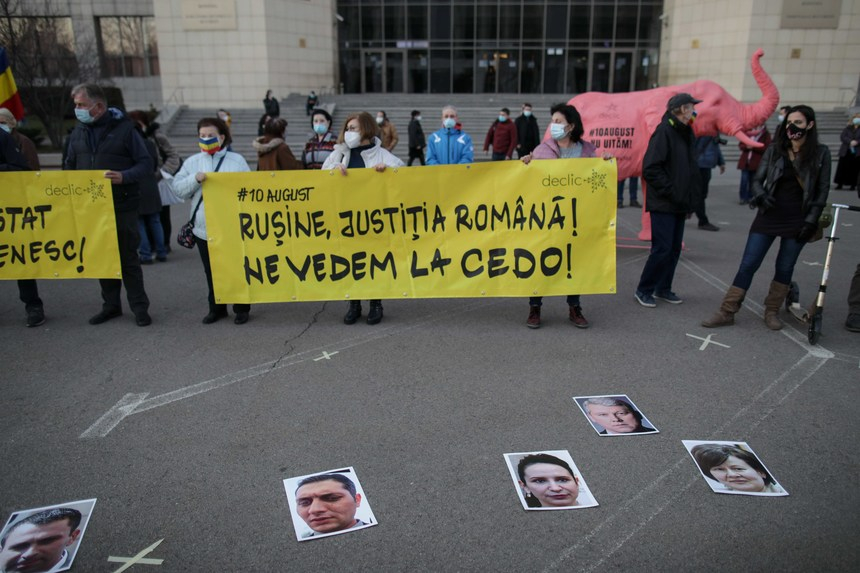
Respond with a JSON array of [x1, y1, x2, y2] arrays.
[[577, 396, 658, 435], [0, 508, 82, 573], [285, 469, 376, 541]]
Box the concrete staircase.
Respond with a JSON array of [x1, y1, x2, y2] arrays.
[[164, 95, 848, 170]]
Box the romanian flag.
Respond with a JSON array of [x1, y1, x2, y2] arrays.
[[0, 47, 25, 120]]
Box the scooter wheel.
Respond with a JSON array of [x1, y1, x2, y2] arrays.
[[786, 281, 800, 311], [808, 309, 823, 345]]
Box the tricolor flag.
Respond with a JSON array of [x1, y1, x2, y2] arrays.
[[0, 47, 25, 120]]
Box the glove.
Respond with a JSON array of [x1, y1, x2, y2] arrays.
[[749, 194, 775, 210], [797, 222, 817, 243]]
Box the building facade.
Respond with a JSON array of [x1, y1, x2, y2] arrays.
[[2, 0, 858, 111]]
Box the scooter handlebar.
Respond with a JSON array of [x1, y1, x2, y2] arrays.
[[831, 203, 860, 212]]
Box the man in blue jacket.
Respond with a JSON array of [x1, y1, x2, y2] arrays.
[[694, 135, 725, 231], [426, 105, 473, 165], [65, 83, 154, 326]]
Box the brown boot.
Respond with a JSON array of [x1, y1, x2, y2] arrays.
[[702, 286, 746, 327], [763, 281, 790, 330]]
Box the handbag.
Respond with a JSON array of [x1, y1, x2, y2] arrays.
[[176, 155, 225, 248]]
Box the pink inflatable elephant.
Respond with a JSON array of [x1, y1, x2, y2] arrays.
[[568, 49, 780, 180]]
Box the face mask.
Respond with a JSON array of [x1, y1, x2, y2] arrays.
[[550, 123, 568, 140], [416, 116, 422, 121], [786, 123, 807, 140], [199, 136, 221, 155], [75, 107, 96, 124], [853, 118, 860, 126], [777, 115, 785, 123], [0, 124, 10, 133], [443, 118, 456, 129], [313, 123, 328, 135], [376, 117, 384, 125], [523, 110, 532, 117], [498, 115, 507, 123], [344, 131, 362, 148]]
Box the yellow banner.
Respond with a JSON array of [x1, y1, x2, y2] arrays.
[[0, 171, 120, 279], [205, 159, 617, 303]]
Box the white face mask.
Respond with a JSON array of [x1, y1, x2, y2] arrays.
[[344, 131, 362, 148], [0, 123, 10, 133], [416, 115, 422, 121], [777, 115, 785, 123], [550, 123, 568, 140], [376, 116, 384, 125]]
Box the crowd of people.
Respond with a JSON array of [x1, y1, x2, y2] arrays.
[[1, 84, 858, 335]]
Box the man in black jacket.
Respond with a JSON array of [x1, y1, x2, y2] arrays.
[[514, 103, 540, 159], [1, 127, 47, 327], [64, 83, 153, 326], [634, 93, 703, 308], [407, 110, 426, 166]]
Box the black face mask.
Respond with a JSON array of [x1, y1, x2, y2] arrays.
[[786, 122, 807, 140]]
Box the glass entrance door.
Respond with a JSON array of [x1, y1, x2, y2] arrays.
[[590, 50, 634, 93]]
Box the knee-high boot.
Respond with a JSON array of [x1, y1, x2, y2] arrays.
[[702, 286, 746, 327]]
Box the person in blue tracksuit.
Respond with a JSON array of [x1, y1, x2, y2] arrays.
[[426, 105, 474, 165]]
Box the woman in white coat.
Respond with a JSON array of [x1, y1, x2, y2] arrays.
[[322, 111, 404, 325], [173, 117, 252, 324]]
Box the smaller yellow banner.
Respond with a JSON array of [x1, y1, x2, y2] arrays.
[[0, 171, 121, 280]]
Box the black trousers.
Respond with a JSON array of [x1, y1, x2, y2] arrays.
[[17, 280, 42, 310], [100, 209, 150, 313], [197, 238, 250, 314], [160, 205, 172, 247], [408, 147, 425, 166]]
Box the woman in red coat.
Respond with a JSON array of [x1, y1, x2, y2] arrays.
[[737, 125, 771, 205]]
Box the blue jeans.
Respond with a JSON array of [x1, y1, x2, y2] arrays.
[[617, 177, 639, 202], [138, 213, 167, 260], [739, 169, 754, 202], [529, 295, 581, 307], [636, 211, 686, 295], [732, 232, 805, 290]]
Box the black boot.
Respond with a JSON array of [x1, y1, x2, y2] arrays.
[[344, 301, 362, 324], [366, 300, 384, 325]]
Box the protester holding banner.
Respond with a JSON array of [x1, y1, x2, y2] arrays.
[[702, 105, 830, 330], [322, 111, 405, 325], [302, 109, 336, 170], [173, 117, 252, 324], [65, 83, 154, 327], [253, 117, 301, 171], [520, 103, 595, 329], [0, 126, 46, 327], [0, 108, 38, 171], [425, 105, 474, 165]]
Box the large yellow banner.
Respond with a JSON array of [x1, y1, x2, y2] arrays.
[[205, 159, 617, 303], [0, 171, 120, 280]]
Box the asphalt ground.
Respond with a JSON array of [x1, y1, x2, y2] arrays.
[[1, 172, 859, 572]]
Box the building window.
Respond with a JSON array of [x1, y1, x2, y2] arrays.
[[97, 16, 159, 78], [1, 17, 78, 78]]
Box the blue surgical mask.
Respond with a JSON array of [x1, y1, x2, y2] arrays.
[[0, 124, 10, 133], [443, 118, 456, 129], [853, 118, 860, 126], [523, 110, 532, 117], [550, 123, 567, 140], [777, 115, 785, 123], [313, 123, 328, 135], [75, 107, 95, 124], [498, 115, 507, 123]]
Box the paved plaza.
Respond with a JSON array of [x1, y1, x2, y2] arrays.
[[1, 174, 858, 571]]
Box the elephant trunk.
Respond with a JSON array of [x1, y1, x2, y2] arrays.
[[741, 48, 780, 129]]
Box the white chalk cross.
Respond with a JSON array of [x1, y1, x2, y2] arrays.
[[686, 333, 731, 351], [108, 538, 164, 572], [313, 351, 339, 361]]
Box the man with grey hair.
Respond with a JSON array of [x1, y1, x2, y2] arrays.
[[426, 105, 473, 165], [64, 83, 154, 326], [581, 397, 656, 434]]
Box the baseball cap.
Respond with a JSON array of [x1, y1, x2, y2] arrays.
[[666, 93, 702, 110]]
